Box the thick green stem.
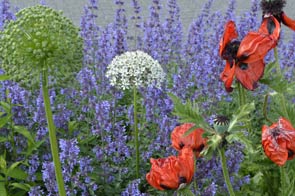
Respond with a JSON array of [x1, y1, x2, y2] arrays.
[[218, 148, 235, 196], [279, 166, 287, 194], [133, 86, 139, 178], [237, 83, 245, 107], [42, 70, 66, 196], [263, 94, 273, 124], [274, 47, 281, 76]]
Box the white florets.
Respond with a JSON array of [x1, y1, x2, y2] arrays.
[[106, 50, 166, 90]]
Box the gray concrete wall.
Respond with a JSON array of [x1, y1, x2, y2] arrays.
[[9, 0, 295, 37]]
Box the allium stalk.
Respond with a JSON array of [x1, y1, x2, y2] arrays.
[[133, 86, 139, 178], [106, 50, 165, 178], [0, 5, 83, 196], [42, 69, 66, 196]]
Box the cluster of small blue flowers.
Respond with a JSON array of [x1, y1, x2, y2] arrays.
[[121, 179, 147, 196], [194, 143, 250, 195], [31, 139, 98, 195], [3, 0, 294, 195]]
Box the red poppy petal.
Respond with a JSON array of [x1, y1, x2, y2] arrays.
[[237, 16, 280, 63], [278, 117, 295, 130], [220, 61, 235, 92], [219, 21, 238, 57], [281, 12, 295, 31], [235, 59, 265, 91]]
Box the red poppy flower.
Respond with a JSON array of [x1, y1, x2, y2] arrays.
[[146, 147, 194, 190], [237, 16, 280, 63], [262, 117, 295, 166], [171, 123, 206, 158], [261, 0, 295, 31], [219, 16, 280, 92]]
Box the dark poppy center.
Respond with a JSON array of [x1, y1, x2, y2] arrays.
[[288, 149, 295, 158], [260, 0, 286, 16], [222, 40, 240, 62], [160, 184, 172, 190], [179, 177, 187, 184], [179, 142, 185, 149], [267, 17, 276, 34], [239, 63, 248, 70], [271, 128, 281, 138], [194, 144, 205, 152]]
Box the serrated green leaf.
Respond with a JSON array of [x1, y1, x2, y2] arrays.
[[169, 93, 211, 131], [263, 61, 277, 77], [226, 132, 254, 153], [227, 102, 255, 132]]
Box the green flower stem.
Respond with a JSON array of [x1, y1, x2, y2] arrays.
[[273, 47, 289, 120], [274, 47, 281, 76], [218, 148, 235, 196], [133, 86, 140, 178], [237, 83, 246, 107], [42, 70, 66, 196], [280, 166, 287, 194], [263, 94, 273, 124]]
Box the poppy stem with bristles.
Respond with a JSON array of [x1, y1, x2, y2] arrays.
[[219, 148, 235, 196], [133, 86, 140, 179]]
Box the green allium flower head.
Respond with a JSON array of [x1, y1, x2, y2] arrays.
[[0, 5, 83, 88], [106, 50, 166, 90]]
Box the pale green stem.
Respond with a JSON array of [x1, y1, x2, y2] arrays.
[[42, 70, 66, 196], [237, 83, 245, 107], [133, 86, 139, 178], [263, 94, 273, 124], [273, 47, 289, 119], [280, 166, 287, 194], [274, 47, 281, 76], [218, 148, 235, 196]]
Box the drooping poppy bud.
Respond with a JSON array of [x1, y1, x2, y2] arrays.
[[146, 147, 194, 190], [171, 123, 206, 158], [262, 117, 295, 166]]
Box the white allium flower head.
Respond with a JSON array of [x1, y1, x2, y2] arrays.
[[106, 50, 166, 90]]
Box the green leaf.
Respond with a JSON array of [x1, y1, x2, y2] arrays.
[[227, 102, 255, 133], [0, 102, 11, 113], [0, 137, 7, 143], [0, 75, 10, 81], [14, 126, 35, 145], [0, 114, 11, 128], [7, 166, 28, 180], [226, 132, 254, 153], [9, 183, 30, 192], [0, 181, 7, 196], [169, 93, 211, 131], [263, 60, 277, 77]]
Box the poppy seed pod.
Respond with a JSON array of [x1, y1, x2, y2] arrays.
[[0, 5, 83, 89], [262, 117, 295, 166]]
